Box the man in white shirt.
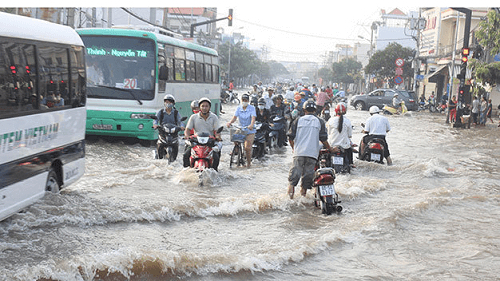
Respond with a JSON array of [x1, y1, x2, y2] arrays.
[[361, 106, 393, 165]]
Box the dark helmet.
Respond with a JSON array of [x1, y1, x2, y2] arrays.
[[241, 93, 250, 101], [258, 98, 266, 105], [303, 99, 316, 112], [251, 96, 258, 106]]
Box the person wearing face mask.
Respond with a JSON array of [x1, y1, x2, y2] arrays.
[[153, 94, 185, 160], [256, 97, 271, 150], [226, 94, 256, 168], [270, 94, 290, 147], [183, 97, 222, 171]]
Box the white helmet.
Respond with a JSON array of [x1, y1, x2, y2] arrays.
[[163, 94, 175, 104], [369, 106, 380, 114], [393, 93, 399, 97]]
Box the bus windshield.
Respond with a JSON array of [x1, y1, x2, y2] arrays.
[[80, 35, 156, 101]]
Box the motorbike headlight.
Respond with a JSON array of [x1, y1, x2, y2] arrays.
[[197, 136, 209, 144]]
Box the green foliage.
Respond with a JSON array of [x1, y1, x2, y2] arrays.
[[475, 10, 500, 56], [331, 58, 363, 85], [218, 42, 288, 81], [364, 42, 414, 82], [470, 10, 500, 88]]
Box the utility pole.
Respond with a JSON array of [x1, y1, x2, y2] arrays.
[[451, 8, 472, 127]]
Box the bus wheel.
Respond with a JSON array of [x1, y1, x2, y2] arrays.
[[46, 169, 60, 193]]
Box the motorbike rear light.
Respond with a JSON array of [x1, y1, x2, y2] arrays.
[[314, 174, 334, 185], [369, 143, 383, 150]]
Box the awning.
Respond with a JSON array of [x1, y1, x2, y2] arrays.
[[424, 65, 447, 81]]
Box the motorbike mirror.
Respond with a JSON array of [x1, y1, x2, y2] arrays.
[[361, 123, 365, 128], [216, 126, 224, 133], [180, 116, 188, 121], [150, 115, 158, 120]]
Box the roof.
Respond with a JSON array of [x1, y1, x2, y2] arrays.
[[381, 8, 407, 16], [0, 12, 83, 46]]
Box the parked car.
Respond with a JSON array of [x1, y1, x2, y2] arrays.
[[350, 88, 417, 111]]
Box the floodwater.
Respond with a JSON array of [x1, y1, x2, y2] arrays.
[[1, 94, 500, 280]]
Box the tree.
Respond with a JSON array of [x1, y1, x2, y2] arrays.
[[218, 41, 261, 82], [330, 58, 362, 90], [469, 9, 500, 94], [364, 42, 414, 87]]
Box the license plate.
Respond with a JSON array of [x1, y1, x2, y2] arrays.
[[333, 156, 344, 165], [371, 153, 381, 161], [319, 184, 335, 196], [92, 124, 113, 130]]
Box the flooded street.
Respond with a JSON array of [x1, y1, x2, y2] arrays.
[[1, 94, 500, 280]]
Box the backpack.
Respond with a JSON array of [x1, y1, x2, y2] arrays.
[[159, 108, 178, 125]]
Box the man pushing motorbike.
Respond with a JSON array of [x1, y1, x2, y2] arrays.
[[287, 100, 335, 199]]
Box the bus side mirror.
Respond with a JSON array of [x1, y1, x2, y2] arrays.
[[159, 65, 168, 81]]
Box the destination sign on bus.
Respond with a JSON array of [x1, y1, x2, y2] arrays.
[[86, 47, 149, 58]]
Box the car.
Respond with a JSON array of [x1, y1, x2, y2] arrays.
[[350, 88, 417, 111]]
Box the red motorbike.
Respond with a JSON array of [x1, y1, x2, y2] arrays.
[[313, 148, 342, 215], [187, 127, 223, 172]]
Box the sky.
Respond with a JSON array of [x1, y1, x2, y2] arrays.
[[216, 2, 415, 62]]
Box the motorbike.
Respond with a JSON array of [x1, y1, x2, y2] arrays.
[[152, 116, 187, 163], [268, 115, 286, 149], [187, 127, 224, 172], [358, 131, 385, 164], [313, 148, 342, 215], [382, 101, 407, 115], [252, 122, 267, 160], [332, 146, 351, 174]]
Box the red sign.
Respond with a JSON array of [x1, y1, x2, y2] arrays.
[[395, 67, 403, 75], [395, 58, 404, 67]]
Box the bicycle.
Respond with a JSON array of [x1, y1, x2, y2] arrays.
[[229, 125, 248, 168]]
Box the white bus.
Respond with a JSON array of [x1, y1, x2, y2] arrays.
[[76, 26, 221, 144], [0, 12, 87, 221]]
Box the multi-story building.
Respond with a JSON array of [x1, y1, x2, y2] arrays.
[[417, 8, 490, 102]]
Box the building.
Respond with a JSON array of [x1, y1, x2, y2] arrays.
[[417, 8, 493, 104]]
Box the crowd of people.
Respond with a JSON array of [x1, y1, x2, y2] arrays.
[[152, 82, 394, 199]]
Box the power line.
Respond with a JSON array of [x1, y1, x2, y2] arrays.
[[236, 18, 358, 41]]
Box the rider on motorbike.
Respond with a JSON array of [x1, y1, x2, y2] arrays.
[[153, 94, 185, 160], [361, 106, 393, 165], [270, 94, 290, 147], [392, 93, 402, 113], [183, 97, 222, 171], [327, 103, 353, 166]]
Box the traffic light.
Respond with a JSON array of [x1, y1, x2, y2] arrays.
[[228, 9, 233, 26], [461, 48, 470, 63]]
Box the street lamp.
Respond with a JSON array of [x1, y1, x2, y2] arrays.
[[228, 26, 243, 83]]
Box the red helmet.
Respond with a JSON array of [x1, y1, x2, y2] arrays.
[[335, 103, 346, 115]]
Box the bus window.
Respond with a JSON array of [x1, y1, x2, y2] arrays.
[[38, 45, 69, 109], [0, 42, 37, 116], [186, 60, 196, 82], [165, 45, 174, 82], [175, 59, 185, 81], [70, 46, 86, 108], [205, 64, 212, 82], [212, 65, 219, 83], [195, 53, 204, 82], [157, 45, 166, 92]]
